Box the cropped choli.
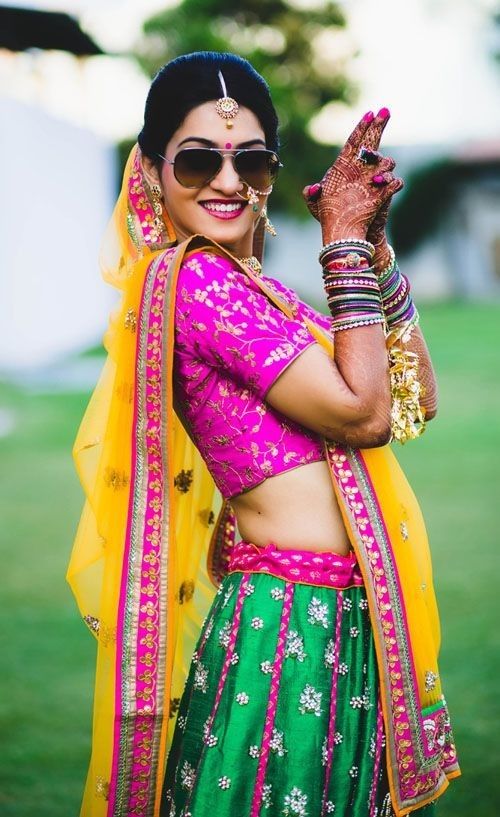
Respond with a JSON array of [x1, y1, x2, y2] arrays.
[[173, 249, 333, 500]]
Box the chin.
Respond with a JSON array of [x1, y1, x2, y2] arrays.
[[194, 220, 252, 254]]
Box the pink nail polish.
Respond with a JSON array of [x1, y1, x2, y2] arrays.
[[378, 107, 390, 119], [372, 174, 386, 184], [308, 183, 322, 198], [363, 111, 374, 122]]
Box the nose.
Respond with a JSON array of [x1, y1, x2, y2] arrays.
[[209, 154, 244, 195]]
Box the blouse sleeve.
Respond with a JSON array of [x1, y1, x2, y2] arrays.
[[174, 250, 318, 398]]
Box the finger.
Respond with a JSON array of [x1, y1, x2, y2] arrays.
[[363, 107, 391, 151], [342, 110, 375, 157], [384, 177, 405, 197], [372, 171, 394, 186], [357, 148, 383, 165], [305, 183, 322, 201], [302, 184, 320, 220], [378, 156, 396, 173]]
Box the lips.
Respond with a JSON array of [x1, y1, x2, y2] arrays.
[[199, 199, 247, 220]]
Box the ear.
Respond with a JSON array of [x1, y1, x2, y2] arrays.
[[141, 153, 161, 190]]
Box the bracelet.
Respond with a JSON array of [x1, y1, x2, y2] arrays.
[[322, 264, 384, 332], [319, 238, 375, 265], [378, 252, 419, 329], [323, 253, 371, 271]]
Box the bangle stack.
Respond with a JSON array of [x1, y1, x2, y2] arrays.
[[378, 246, 419, 329], [319, 238, 375, 270], [320, 238, 384, 332]]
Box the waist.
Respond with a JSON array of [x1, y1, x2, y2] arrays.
[[227, 539, 364, 590]]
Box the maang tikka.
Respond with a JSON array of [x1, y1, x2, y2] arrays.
[[215, 70, 239, 129]]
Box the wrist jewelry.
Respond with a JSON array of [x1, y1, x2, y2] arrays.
[[319, 238, 375, 266], [386, 321, 425, 444], [378, 248, 419, 329], [322, 264, 384, 332]]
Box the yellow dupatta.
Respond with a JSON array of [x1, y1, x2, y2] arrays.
[[68, 145, 459, 817]]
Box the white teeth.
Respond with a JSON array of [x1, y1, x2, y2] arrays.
[[202, 202, 243, 212]]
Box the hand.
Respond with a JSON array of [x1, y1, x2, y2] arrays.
[[303, 107, 404, 245]]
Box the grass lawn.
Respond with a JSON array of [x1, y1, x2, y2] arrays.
[[0, 300, 499, 816]]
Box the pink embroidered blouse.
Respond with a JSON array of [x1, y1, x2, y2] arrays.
[[173, 249, 332, 500]]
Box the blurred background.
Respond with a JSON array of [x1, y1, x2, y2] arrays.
[[1, 1, 499, 814]]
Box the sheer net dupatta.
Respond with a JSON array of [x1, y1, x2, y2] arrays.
[[67, 146, 228, 817]]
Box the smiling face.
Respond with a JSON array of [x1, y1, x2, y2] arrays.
[[142, 101, 270, 257]]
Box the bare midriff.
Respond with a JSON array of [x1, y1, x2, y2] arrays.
[[230, 460, 352, 556]]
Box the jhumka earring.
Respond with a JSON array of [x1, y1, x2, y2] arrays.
[[215, 70, 239, 129]]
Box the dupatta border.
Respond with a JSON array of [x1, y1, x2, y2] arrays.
[[324, 442, 458, 813], [108, 247, 176, 817]]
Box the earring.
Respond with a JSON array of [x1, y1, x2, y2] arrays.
[[262, 206, 277, 237]]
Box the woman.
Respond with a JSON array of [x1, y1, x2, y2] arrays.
[[68, 52, 460, 817]]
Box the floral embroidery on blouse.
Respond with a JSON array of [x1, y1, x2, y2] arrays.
[[173, 250, 331, 499]]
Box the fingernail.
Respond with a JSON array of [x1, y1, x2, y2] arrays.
[[363, 111, 374, 122], [372, 174, 386, 184], [308, 183, 322, 199], [378, 107, 390, 119]]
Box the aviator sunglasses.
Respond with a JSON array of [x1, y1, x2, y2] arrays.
[[157, 147, 283, 190]]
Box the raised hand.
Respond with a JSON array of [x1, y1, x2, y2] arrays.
[[303, 107, 403, 247]]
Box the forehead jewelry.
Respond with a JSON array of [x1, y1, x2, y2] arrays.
[[215, 70, 239, 129]]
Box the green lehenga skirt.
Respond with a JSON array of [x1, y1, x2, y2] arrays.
[[161, 540, 435, 817]]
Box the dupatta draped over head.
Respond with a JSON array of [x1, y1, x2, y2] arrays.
[[67, 146, 459, 817]]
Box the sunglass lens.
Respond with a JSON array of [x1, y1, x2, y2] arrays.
[[174, 149, 221, 187], [235, 151, 280, 189]]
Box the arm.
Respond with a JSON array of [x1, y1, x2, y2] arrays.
[[268, 110, 407, 448], [304, 108, 436, 428], [176, 250, 390, 448], [266, 327, 391, 448]]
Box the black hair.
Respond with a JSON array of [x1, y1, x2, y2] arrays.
[[138, 51, 279, 161]]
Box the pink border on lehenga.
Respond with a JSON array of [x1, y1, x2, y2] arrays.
[[320, 590, 344, 816], [250, 582, 295, 817]]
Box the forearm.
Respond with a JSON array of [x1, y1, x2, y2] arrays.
[[320, 238, 392, 444], [328, 324, 392, 446]]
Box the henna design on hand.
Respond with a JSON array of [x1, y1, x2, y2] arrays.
[[303, 109, 404, 246]]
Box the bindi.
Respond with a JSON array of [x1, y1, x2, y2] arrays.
[[225, 142, 232, 149]]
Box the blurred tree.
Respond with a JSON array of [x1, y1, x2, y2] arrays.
[[125, 0, 357, 216]]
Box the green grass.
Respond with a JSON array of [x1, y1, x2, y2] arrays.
[[0, 301, 499, 816]]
